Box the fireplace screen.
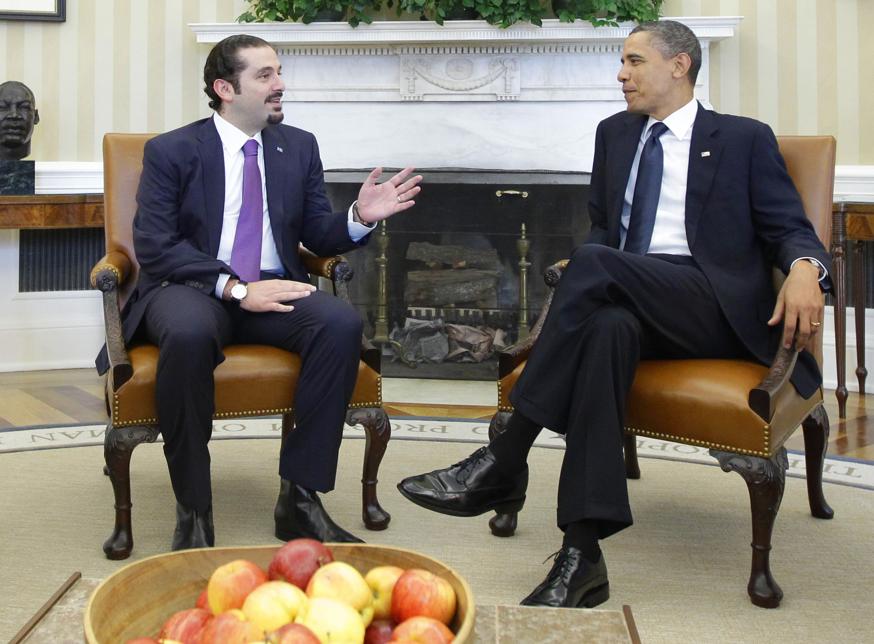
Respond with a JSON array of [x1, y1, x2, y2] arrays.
[[325, 173, 590, 379]]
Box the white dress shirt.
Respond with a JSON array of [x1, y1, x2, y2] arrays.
[[617, 99, 826, 280], [620, 97, 697, 256], [212, 113, 373, 298]]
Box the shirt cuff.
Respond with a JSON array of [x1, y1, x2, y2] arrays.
[[215, 273, 231, 299], [790, 257, 828, 282], [347, 200, 376, 242]]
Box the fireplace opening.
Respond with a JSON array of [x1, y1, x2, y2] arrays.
[[325, 170, 591, 380]]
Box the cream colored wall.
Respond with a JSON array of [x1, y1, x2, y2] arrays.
[[1, 0, 870, 164]]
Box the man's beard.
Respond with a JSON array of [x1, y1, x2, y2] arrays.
[[267, 112, 283, 126]]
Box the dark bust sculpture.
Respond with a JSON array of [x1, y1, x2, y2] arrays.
[[0, 81, 40, 160]]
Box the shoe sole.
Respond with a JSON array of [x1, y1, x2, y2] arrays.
[[396, 484, 525, 518], [577, 582, 610, 608], [521, 582, 610, 609]]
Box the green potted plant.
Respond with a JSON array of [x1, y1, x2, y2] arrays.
[[551, 0, 662, 25], [239, 0, 382, 27], [238, 0, 661, 28]]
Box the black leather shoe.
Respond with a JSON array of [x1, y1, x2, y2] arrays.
[[171, 503, 215, 551], [397, 446, 527, 517], [520, 547, 609, 608], [275, 480, 364, 543]]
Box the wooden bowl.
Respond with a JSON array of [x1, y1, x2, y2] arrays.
[[84, 543, 474, 643]]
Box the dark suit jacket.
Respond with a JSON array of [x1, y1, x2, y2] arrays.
[[96, 117, 362, 374], [586, 104, 831, 397]]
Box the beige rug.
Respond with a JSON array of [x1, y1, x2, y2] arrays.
[[1, 436, 872, 643]]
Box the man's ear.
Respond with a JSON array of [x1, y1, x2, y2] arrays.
[[33, 109, 40, 125], [213, 79, 234, 104], [672, 52, 692, 81]]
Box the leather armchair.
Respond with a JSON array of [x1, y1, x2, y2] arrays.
[[488, 136, 836, 608], [91, 133, 391, 560]]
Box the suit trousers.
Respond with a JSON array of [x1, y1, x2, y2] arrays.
[[509, 244, 749, 538], [142, 284, 363, 512]]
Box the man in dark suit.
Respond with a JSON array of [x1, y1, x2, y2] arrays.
[[114, 34, 422, 549], [398, 20, 830, 607]]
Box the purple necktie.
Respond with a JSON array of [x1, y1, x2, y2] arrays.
[[230, 139, 263, 282], [624, 122, 668, 255]]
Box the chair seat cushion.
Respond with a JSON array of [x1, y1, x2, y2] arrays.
[[499, 358, 821, 457], [110, 344, 381, 426]]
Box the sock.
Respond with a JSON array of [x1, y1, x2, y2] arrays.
[[562, 520, 602, 562], [488, 411, 541, 475]]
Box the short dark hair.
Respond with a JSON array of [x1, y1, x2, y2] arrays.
[[630, 20, 702, 86], [203, 34, 274, 111]]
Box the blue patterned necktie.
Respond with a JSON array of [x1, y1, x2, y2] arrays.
[[624, 122, 669, 255], [230, 139, 263, 282]]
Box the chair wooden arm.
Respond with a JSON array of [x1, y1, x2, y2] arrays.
[[748, 343, 801, 422], [90, 251, 134, 390], [498, 259, 569, 378]]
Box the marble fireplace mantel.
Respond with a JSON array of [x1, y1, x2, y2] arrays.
[[194, 17, 739, 173]]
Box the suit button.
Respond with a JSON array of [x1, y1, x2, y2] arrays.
[[161, 281, 169, 287]]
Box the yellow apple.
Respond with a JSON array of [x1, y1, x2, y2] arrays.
[[306, 561, 374, 626], [242, 580, 309, 632], [296, 597, 365, 644], [364, 566, 404, 621]]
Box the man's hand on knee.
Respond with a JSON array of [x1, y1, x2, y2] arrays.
[[241, 279, 316, 313], [768, 261, 824, 352]]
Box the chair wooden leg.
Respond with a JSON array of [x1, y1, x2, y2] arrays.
[[103, 423, 160, 560], [801, 405, 835, 519], [487, 411, 518, 537], [347, 407, 391, 530], [623, 433, 641, 479], [712, 447, 788, 608]]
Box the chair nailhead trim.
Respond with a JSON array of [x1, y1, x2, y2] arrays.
[[494, 395, 773, 456], [91, 263, 120, 283], [112, 377, 383, 427]]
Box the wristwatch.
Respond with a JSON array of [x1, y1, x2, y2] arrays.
[[230, 280, 248, 303]]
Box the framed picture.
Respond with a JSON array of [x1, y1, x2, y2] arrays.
[[0, 0, 65, 22]]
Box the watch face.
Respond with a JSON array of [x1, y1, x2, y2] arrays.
[[231, 282, 247, 301]]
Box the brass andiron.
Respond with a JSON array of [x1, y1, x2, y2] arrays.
[[373, 220, 390, 344], [517, 223, 531, 342]]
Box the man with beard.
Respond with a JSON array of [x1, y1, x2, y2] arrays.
[[100, 35, 422, 549]]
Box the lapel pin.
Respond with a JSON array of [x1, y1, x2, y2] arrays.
[[277, 146, 284, 153], [701, 151, 710, 157]]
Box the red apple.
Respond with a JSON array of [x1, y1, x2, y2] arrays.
[[365, 566, 404, 621], [207, 559, 268, 614], [198, 609, 263, 644], [391, 616, 454, 644], [158, 607, 212, 643], [364, 618, 395, 644], [195, 588, 209, 611], [266, 622, 321, 644], [390, 569, 456, 626], [268, 539, 333, 590]]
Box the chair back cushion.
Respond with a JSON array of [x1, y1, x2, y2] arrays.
[[103, 133, 153, 308], [774, 136, 836, 367]]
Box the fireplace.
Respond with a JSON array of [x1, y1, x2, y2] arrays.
[[325, 170, 589, 378], [191, 17, 738, 378]]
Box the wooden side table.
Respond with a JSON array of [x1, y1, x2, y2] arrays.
[[831, 201, 874, 419], [0, 193, 104, 229]]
